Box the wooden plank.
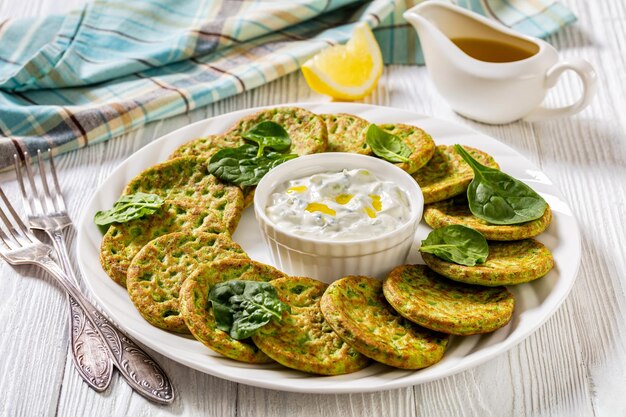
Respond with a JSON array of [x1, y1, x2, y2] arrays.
[[529, 1, 626, 416], [238, 386, 417, 417], [0, 261, 68, 417]]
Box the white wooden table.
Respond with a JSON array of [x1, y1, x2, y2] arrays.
[[1, 0, 624, 416]]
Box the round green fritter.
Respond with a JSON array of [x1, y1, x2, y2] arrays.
[[319, 113, 371, 154], [126, 232, 249, 334], [422, 239, 554, 286], [169, 135, 243, 160], [179, 258, 287, 364], [320, 275, 448, 370], [383, 265, 515, 336], [252, 277, 370, 375], [123, 156, 244, 234], [170, 138, 256, 209], [378, 123, 436, 174], [413, 145, 499, 204], [99, 200, 229, 288], [223, 107, 328, 155], [424, 196, 552, 241]]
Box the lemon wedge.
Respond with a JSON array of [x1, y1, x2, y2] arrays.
[[302, 23, 383, 100]]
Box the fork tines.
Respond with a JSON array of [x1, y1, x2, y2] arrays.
[[14, 149, 67, 218], [0, 187, 35, 251]]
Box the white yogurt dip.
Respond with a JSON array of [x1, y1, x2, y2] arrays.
[[265, 169, 411, 240]]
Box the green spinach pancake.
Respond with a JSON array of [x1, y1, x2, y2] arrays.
[[100, 200, 229, 287], [126, 232, 248, 334], [223, 107, 328, 156], [123, 156, 244, 234], [252, 276, 370, 375], [422, 239, 554, 286], [319, 113, 371, 154], [424, 196, 552, 241], [172, 139, 256, 209], [377, 123, 436, 174], [169, 134, 244, 160], [179, 258, 287, 363], [383, 265, 515, 335], [413, 145, 499, 204], [320, 275, 448, 369]]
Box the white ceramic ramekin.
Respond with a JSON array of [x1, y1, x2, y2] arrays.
[[253, 153, 424, 284]]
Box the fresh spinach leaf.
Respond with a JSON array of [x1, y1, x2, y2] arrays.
[[94, 193, 164, 226], [420, 225, 488, 266], [209, 280, 290, 340], [454, 144, 547, 225], [365, 124, 412, 163], [208, 144, 257, 184], [242, 121, 291, 156], [208, 144, 297, 186]]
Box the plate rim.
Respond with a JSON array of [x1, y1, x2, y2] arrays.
[[76, 102, 581, 393]]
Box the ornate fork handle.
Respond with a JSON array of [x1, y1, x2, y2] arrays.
[[50, 230, 113, 392], [67, 295, 112, 390], [39, 254, 174, 404]]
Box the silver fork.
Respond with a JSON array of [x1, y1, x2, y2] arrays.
[[14, 150, 113, 392], [6, 164, 174, 404]]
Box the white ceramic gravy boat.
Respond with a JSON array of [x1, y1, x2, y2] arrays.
[[404, 1, 597, 124]]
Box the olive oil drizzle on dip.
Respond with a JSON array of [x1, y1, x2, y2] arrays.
[[266, 169, 411, 240]]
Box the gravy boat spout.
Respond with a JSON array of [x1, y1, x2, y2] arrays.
[[403, 1, 597, 124]]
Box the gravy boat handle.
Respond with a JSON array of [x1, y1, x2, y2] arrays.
[[524, 57, 598, 121]]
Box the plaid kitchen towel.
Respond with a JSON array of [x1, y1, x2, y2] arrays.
[[0, 0, 576, 168]]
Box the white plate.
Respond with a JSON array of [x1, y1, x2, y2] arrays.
[[77, 103, 581, 394]]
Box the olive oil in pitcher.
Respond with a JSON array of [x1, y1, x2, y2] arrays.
[[450, 37, 537, 63]]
